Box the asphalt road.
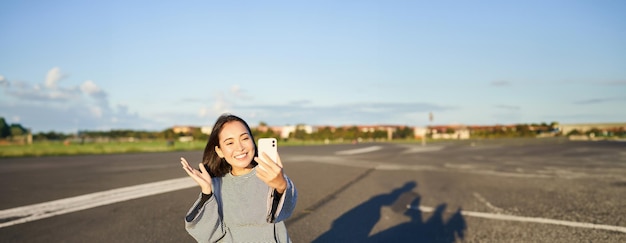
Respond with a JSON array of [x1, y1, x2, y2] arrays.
[[0, 138, 625, 242]]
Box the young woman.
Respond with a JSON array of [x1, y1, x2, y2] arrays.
[[180, 114, 297, 242]]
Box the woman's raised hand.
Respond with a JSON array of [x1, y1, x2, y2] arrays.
[[255, 153, 287, 194], [180, 157, 212, 195]]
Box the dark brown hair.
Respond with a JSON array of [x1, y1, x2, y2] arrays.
[[202, 114, 258, 177]]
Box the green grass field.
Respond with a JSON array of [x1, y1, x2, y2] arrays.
[[0, 140, 208, 158], [0, 138, 446, 158], [0, 139, 362, 158]]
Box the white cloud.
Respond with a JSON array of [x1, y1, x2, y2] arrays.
[[3, 79, 80, 102], [80, 80, 102, 95], [194, 92, 235, 120], [0, 75, 8, 87], [230, 84, 252, 100], [231, 85, 241, 93], [80, 80, 108, 110], [230, 101, 454, 126], [1, 68, 155, 132], [212, 92, 231, 114], [49, 89, 78, 100], [45, 67, 63, 89]]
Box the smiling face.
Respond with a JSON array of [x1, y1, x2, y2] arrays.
[[214, 121, 256, 175]]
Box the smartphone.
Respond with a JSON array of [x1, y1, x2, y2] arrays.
[[257, 138, 278, 163]]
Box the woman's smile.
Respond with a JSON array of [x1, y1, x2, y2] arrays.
[[234, 152, 248, 160]]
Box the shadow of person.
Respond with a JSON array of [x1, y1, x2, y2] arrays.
[[364, 196, 425, 241], [368, 197, 467, 243], [312, 181, 417, 243], [446, 207, 467, 241]]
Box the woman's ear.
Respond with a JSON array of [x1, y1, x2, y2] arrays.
[[215, 145, 224, 158]]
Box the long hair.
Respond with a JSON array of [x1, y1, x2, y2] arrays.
[[202, 114, 258, 177]]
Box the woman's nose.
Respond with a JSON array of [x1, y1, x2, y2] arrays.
[[237, 142, 245, 150]]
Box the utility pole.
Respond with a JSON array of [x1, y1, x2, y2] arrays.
[[423, 112, 433, 146], [422, 112, 434, 146]]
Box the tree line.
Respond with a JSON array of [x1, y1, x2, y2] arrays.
[[0, 117, 29, 138], [0, 117, 415, 143], [254, 125, 414, 142]]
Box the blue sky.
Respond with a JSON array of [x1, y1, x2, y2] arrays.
[[1, 0, 625, 133]]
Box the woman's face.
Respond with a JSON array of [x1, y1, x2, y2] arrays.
[[214, 121, 256, 173]]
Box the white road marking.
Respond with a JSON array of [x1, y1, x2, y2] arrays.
[[408, 205, 626, 234], [473, 192, 505, 214], [335, 146, 382, 155], [0, 177, 196, 228], [399, 145, 444, 154]]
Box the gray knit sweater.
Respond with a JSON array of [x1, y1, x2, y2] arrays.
[[185, 167, 297, 242]]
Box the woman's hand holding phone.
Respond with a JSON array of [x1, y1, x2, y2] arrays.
[[255, 138, 287, 194]]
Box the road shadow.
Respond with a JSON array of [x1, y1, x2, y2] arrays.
[[312, 181, 466, 243]]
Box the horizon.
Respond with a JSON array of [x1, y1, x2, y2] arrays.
[[1, 1, 625, 133], [6, 116, 623, 134]]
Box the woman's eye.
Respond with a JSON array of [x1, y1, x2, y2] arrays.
[[226, 142, 233, 145], [243, 137, 249, 140]]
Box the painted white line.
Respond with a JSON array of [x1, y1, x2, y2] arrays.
[[400, 145, 444, 154], [335, 146, 382, 155], [473, 192, 505, 214], [408, 205, 626, 234], [0, 177, 196, 228]]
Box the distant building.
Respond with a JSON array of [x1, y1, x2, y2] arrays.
[[558, 123, 625, 135], [201, 126, 213, 135], [171, 125, 197, 135], [355, 125, 404, 140], [467, 124, 517, 133], [428, 125, 470, 140], [277, 124, 314, 139], [413, 127, 428, 139]]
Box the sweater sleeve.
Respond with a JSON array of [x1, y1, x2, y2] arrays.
[[267, 174, 298, 223], [184, 193, 226, 242]]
